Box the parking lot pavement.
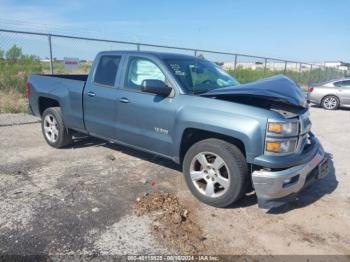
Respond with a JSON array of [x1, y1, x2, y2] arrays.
[[0, 107, 349, 256]]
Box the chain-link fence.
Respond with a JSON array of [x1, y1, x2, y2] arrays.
[[0, 28, 347, 96]]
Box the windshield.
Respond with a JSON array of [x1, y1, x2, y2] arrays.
[[164, 57, 239, 94]]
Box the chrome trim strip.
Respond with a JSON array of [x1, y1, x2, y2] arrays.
[[300, 110, 311, 135]]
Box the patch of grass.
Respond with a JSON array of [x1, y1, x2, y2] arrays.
[[227, 67, 344, 86], [0, 91, 27, 113], [0, 45, 40, 114], [0, 45, 42, 97], [41, 61, 91, 74]]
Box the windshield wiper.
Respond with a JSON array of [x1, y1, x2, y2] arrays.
[[192, 90, 209, 94]]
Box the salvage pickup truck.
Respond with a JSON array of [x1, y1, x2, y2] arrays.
[[27, 51, 329, 209]]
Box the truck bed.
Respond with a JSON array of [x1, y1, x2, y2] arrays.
[[39, 74, 88, 81], [28, 74, 88, 132]]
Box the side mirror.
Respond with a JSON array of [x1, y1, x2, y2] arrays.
[[141, 79, 172, 97]]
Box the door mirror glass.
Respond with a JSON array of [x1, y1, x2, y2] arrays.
[[141, 79, 172, 96]]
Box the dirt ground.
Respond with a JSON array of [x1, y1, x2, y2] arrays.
[[0, 107, 349, 257]]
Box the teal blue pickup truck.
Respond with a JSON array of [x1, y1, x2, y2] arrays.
[[27, 51, 329, 209]]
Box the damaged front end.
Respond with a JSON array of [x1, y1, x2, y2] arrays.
[[201, 75, 329, 209], [201, 75, 308, 118], [252, 111, 329, 209], [252, 143, 329, 209]]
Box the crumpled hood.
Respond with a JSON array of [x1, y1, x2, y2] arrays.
[[201, 75, 307, 108]]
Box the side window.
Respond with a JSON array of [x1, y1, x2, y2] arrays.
[[341, 80, 350, 87], [94, 55, 121, 87], [189, 65, 216, 86], [126, 57, 166, 90], [334, 81, 342, 87]]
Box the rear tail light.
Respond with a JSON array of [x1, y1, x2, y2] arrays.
[[25, 81, 30, 98], [308, 87, 314, 93]]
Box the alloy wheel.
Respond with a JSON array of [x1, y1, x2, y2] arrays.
[[323, 97, 338, 110], [189, 151, 230, 198], [43, 114, 59, 143]]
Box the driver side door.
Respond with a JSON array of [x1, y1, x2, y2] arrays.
[[115, 56, 179, 157]]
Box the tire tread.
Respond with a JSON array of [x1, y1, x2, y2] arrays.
[[183, 138, 249, 208], [41, 107, 72, 148]]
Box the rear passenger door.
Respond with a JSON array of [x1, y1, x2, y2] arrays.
[[84, 55, 123, 139]]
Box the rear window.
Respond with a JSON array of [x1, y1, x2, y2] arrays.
[[94, 55, 121, 86]]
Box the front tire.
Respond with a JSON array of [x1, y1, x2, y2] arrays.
[[322, 95, 339, 110], [183, 138, 248, 208], [41, 107, 72, 148]]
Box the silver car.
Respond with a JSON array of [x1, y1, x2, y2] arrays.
[[307, 78, 350, 110]]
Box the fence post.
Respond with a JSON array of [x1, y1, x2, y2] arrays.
[[48, 34, 53, 75], [194, 50, 197, 56], [263, 58, 267, 76], [308, 64, 313, 86], [137, 44, 140, 51], [234, 54, 238, 71], [298, 63, 302, 83], [318, 66, 322, 82], [283, 61, 287, 74]]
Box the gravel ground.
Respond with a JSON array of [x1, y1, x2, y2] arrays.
[[0, 107, 349, 257], [0, 113, 40, 126]]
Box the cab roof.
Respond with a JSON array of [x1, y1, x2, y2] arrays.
[[98, 50, 196, 60]]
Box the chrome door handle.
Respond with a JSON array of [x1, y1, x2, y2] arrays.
[[119, 97, 129, 103], [87, 91, 96, 97]]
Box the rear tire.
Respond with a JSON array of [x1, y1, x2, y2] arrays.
[[322, 95, 339, 110], [41, 107, 72, 148], [183, 138, 248, 208]]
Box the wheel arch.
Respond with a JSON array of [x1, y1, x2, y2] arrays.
[[38, 96, 60, 116], [179, 128, 246, 165]]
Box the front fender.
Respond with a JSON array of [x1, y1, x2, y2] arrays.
[[173, 106, 266, 163]]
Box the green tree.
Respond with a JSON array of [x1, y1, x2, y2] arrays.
[[5, 44, 23, 61], [0, 48, 4, 59]]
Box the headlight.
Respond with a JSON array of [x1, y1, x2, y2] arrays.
[[265, 138, 298, 154], [267, 121, 298, 136]]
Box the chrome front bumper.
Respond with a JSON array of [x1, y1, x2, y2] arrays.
[[252, 146, 329, 209]]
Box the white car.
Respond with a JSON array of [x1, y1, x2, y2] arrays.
[[307, 78, 350, 110]]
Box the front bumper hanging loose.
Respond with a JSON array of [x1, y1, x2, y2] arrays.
[[252, 146, 329, 209]]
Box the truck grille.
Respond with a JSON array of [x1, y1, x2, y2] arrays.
[[300, 111, 311, 135], [296, 111, 312, 153]]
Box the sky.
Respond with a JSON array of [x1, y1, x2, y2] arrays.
[[0, 0, 349, 62]]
